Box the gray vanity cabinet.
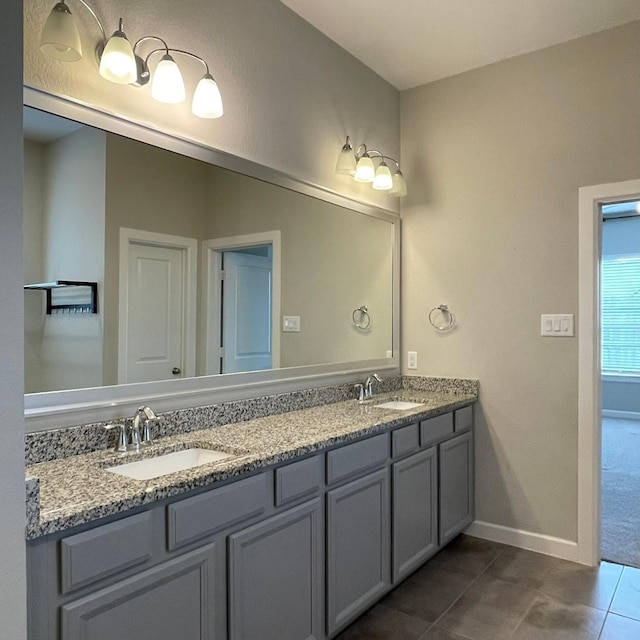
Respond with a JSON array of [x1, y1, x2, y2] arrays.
[[61, 543, 216, 640], [326, 468, 390, 636], [227, 499, 322, 640], [27, 403, 476, 640], [391, 446, 438, 583], [439, 430, 474, 546]]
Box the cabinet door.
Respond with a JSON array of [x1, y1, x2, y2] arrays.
[[392, 447, 438, 582], [228, 499, 321, 640], [439, 431, 474, 546], [326, 468, 390, 636], [62, 544, 215, 640]]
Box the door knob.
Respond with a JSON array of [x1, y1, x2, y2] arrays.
[[172, 367, 181, 375]]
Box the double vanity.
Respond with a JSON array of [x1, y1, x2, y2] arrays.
[[26, 377, 477, 640]]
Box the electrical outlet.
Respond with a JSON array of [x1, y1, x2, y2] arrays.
[[407, 351, 418, 369]]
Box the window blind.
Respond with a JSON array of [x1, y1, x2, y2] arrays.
[[601, 254, 640, 374]]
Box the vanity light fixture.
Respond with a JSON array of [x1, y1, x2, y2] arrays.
[[39, 0, 224, 119], [335, 136, 406, 197]]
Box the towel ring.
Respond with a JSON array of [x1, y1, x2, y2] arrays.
[[429, 304, 455, 332], [352, 305, 371, 330]]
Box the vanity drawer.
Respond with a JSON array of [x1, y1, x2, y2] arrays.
[[420, 413, 454, 447], [455, 406, 473, 432], [167, 472, 270, 550], [392, 423, 420, 458], [326, 433, 389, 485], [60, 512, 153, 594], [275, 455, 323, 506]]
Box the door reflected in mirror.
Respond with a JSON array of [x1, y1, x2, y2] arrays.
[[24, 107, 394, 394]]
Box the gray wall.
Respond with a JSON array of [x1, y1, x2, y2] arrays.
[[601, 215, 640, 415], [401, 20, 640, 542], [23, 128, 106, 392], [0, 0, 27, 636]]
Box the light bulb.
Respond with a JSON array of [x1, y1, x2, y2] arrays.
[[192, 74, 223, 118], [372, 161, 393, 190], [99, 19, 137, 84], [335, 137, 356, 175], [151, 54, 185, 103], [354, 154, 375, 183], [40, 2, 82, 62]]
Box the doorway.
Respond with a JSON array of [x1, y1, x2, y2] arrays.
[[600, 201, 640, 568], [577, 178, 640, 567], [203, 231, 281, 375]]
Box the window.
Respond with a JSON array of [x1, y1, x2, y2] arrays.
[[601, 254, 640, 375]]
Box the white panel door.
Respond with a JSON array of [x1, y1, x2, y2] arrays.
[[223, 251, 272, 373], [125, 243, 185, 383]]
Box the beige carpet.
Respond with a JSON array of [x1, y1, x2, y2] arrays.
[[601, 417, 640, 568]]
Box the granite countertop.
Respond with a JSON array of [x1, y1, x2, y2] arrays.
[[25, 389, 476, 540]]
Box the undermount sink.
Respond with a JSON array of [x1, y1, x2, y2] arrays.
[[372, 400, 425, 411], [106, 448, 235, 481]]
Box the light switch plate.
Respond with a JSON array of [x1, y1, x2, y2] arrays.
[[282, 316, 301, 332], [407, 351, 418, 369], [540, 314, 574, 337]]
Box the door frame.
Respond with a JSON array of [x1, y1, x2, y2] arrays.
[[202, 231, 281, 375], [577, 178, 640, 565], [118, 227, 198, 383]]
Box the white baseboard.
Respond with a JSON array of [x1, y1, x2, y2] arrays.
[[466, 521, 580, 563], [602, 409, 640, 421]]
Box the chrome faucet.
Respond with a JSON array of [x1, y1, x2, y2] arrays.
[[133, 406, 159, 448], [104, 406, 160, 453], [365, 373, 383, 399], [356, 373, 383, 403]]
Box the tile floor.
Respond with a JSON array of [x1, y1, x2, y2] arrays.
[[335, 535, 640, 640]]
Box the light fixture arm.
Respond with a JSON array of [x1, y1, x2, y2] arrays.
[[164, 49, 210, 75], [135, 42, 211, 86], [72, 0, 106, 42], [133, 35, 171, 56], [356, 146, 398, 167]]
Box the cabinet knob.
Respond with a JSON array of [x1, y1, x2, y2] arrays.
[[172, 367, 181, 375]]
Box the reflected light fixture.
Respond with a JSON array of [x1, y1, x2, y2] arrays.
[[335, 136, 406, 197], [39, 0, 224, 119]]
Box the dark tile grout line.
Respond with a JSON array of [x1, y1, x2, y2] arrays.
[[416, 543, 510, 640], [415, 543, 640, 640], [345, 539, 640, 640]]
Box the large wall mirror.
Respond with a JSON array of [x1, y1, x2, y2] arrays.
[[23, 89, 400, 431]]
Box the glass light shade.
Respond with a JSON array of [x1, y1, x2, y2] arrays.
[[389, 170, 407, 197], [335, 139, 356, 175], [151, 54, 186, 103], [372, 161, 393, 190], [99, 26, 137, 84], [354, 155, 375, 183], [40, 2, 82, 62], [192, 74, 224, 118]]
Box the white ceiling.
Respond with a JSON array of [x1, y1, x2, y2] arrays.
[[280, 0, 640, 90]]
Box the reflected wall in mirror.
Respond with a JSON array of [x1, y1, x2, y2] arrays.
[[23, 107, 395, 394]]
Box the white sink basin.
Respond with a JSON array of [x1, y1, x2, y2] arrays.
[[106, 448, 235, 480], [373, 400, 425, 411]]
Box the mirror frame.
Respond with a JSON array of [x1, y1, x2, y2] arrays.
[[23, 86, 401, 432]]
